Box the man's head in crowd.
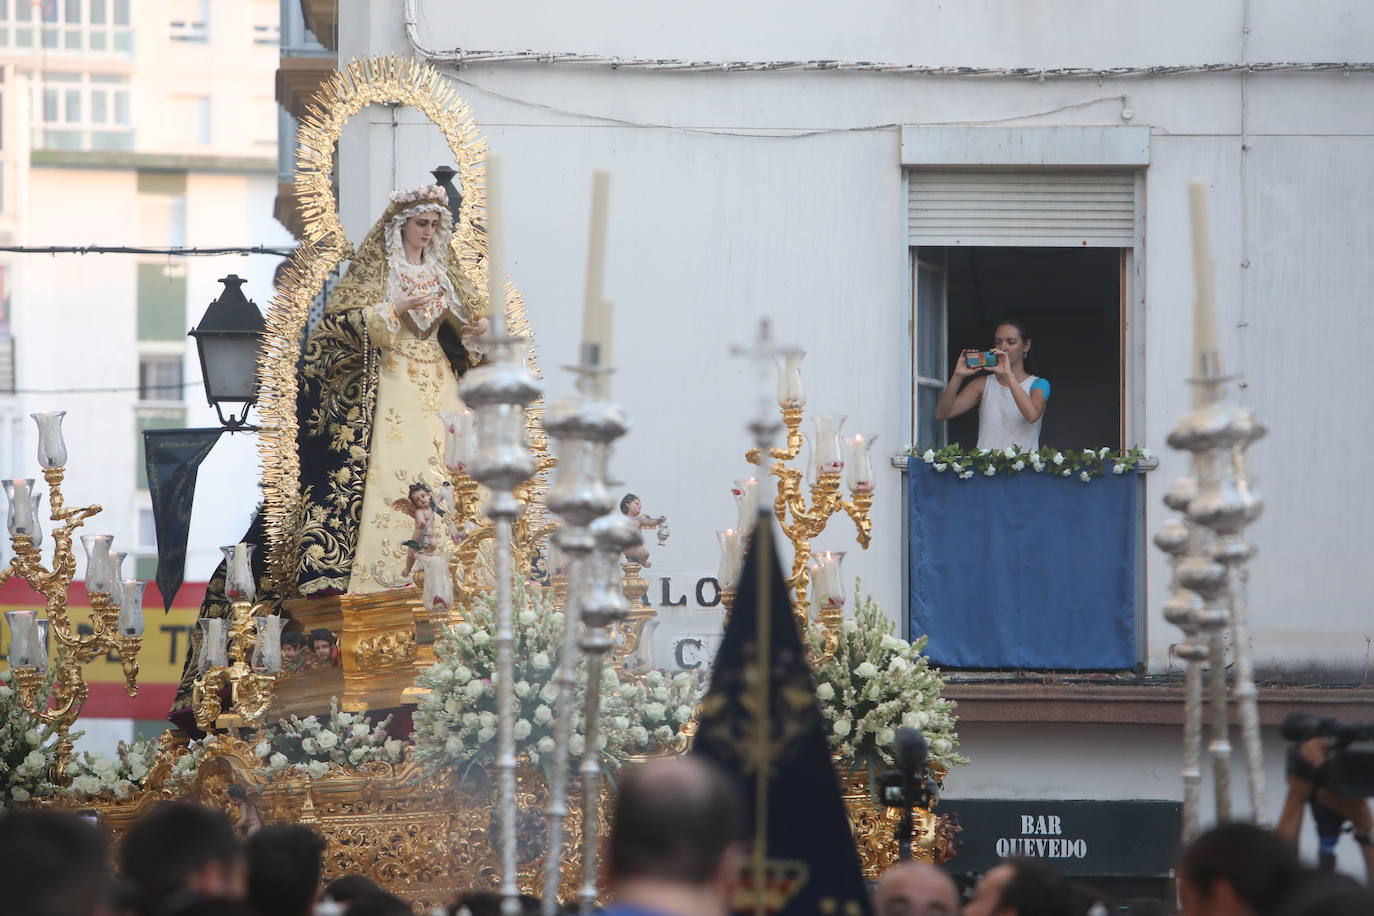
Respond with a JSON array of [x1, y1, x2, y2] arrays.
[[246, 825, 325, 916], [120, 802, 245, 916], [1177, 822, 1305, 916], [961, 858, 1078, 916], [607, 756, 745, 916], [0, 809, 110, 916], [873, 862, 959, 916]]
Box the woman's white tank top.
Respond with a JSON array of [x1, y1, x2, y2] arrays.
[[976, 375, 1043, 451]]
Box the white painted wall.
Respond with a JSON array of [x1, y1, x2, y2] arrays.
[[337, 0, 1374, 675]]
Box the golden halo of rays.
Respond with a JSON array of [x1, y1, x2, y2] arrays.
[[260, 55, 549, 594]]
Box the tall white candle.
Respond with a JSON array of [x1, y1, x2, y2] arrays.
[[580, 170, 612, 378], [1187, 180, 1219, 403], [486, 153, 507, 337]]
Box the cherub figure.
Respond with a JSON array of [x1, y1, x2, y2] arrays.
[[392, 482, 451, 577], [619, 492, 666, 568]]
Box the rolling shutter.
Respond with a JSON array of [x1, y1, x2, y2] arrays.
[[907, 170, 1137, 248]]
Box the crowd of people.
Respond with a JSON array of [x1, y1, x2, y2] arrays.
[[2, 756, 1371, 916]]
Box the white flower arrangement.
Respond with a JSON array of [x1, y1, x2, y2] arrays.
[[805, 584, 965, 774], [412, 583, 694, 783], [912, 444, 1149, 482], [0, 670, 68, 803], [253, 698, 404, 778], [61, 737, 159, 800]]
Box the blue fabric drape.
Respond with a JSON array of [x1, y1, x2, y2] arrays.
[[907, 458, 1138, 669]]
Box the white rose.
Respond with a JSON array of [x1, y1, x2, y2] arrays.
[[1079, 471, 1091, 482], [306, 761, 329, 779], [479, 712, 497, 729], [444, 697, 463, 716], [514, 681, 531, 699], [933, 463, 947, 472], [1141, 448, 1153, 459], [642, 702, 666, 722], [1083, 448, 1096, 456], [1013, 460, 1025, 471], [901, 710, 921, 728], [832, 718, 852, 737], [1053, 452, 1065, 466], [653, 725, 673, 742], [539, 683, 559, 703], [91, 755, 116, 774], [10, 787, 29, 802], [472, 631, 491, 646], [674, 705, 694, 723], [569, 734, 585, 756], [877, 727, 895, 745], [842, 619, 858, 633], [454, 622, 474, 637], [982, 466, 996, 477], [1003, 447, 1017, 458], [253, 741, 271, 758], [349, 748, 367, 765], [113, 779, 136, 799], [1061, 469, 1071, 477], [317, 732, 339, 750], [1113, 463, 1126, 475], [519, 610, 537, 625], [652, 685, 669, 702], [0, 685, 12, 699], [384, 739, 404, 761], [445, 735, 464, 755], [25, 728, 42, 745], [931, 738, 952, 755], [513, 720, 532, 741], [270, 752, 288, 769], [336, 712, 355, 727], [461, 713, 480, 728], [815, 683, 835, 701], [129, 763, 148, 781], [611, 716, 630, 731], [533, 705, 554, 726], [302, 716, 319, 728], [960, 471, 974, 479], [951, 462, 963, 473], [629, 726, 649, 745], [922, 449, 935, 463], [1099, 447, 1111, 458], [887, 656, 910, 674], [477, 726, 496, 744], [352, 723, 370, 738], [855, 662, 878, 678], [465, 680, 486, 701], [453, 665, 473, 685], [537, 737, 556, 754]]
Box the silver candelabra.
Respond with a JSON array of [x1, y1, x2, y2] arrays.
[[459, 318, 541, 915], [540, 367, 631, 914]]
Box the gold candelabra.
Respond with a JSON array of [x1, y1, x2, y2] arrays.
[[1, 411, 145, 781], [191, 544, 281, 732]]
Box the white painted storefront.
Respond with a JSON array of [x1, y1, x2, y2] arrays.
[[334, 0, 1373, 878]]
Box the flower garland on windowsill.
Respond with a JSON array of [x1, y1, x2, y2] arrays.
[[906, 445, 1151, 482]]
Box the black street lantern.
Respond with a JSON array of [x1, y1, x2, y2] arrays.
[[188, 274, 265, 431]]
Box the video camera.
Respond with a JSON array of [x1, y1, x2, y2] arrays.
[[1281, 713, 1374, 797]]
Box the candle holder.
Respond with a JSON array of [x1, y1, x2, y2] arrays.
[[738, 329, 875, 646], [190, 542, 281, 731], [0, 411, 142, 782], [1156, 184, 1268, 838]]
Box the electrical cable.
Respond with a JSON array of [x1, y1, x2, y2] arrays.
[[0, 245, 294, 257]]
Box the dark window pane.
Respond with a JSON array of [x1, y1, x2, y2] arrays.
[[90, 0, 105, 24], [64, 0, 79, 22], [113, 0, 128, 25]]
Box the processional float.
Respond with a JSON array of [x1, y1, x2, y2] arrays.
[[4, 56, 953, 912]]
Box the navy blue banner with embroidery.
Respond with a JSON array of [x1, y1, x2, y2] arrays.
[[692, 515, 872, 916], [907, 457, 1138, 669], [144, 428, 222, 610]]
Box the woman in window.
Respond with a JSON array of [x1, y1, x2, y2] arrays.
[[934, 319, 1050, 451]]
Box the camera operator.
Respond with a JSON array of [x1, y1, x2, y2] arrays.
[[933, 319, 1050, 451], [1274, 717, 1374, 884]]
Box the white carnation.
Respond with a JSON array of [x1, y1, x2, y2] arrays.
[[317, 732, 338, 750], [569, 734, 585, 756], [922, 449, 935, 463], [270, 752, 288, 769], [513, 720, 532, 741], [305, 760, 329, 779], [384, 739, 404, 761], [454, 622, 474, 637], [465, 680, 486, 701], [1013, 460, 1026, 471], [352, 723, 370, 738], [472, 630, 491, 646], [833, 718, 852, 737], [349, 748, 366, 765], [1079, 471, 1091, 482], [445, 735, 464, 756], [933, 463, 947, 472], [960, 471, 974, 479], [815, 682, 835, 701], [876, 728, 895, 746], [514, 681, 531, 699], [855, 662, 878, 678], [10, 787, 29, 802], [519, 610, 537, 625], [91, 755, 116, 774], [536, 737, 555, 754], [453, 665, 473, 684], [982, 466, 996, 477], [1053, 452, 1065, 466], [534, 705, 553, 726], [253, 741, 271, 758], [674, 704, 694, 723], [629, 726, 649, 745], [24, 728, 42, 745]]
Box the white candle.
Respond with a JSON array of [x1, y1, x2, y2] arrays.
[[580, 171, 612, 383], [734, 477, 760, 533], [486, 153, 507, 337], [1187, 180, 1219, 402], [716, 529, 741, 589]]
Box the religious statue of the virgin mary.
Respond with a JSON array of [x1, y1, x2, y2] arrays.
[[293, 184, 487, 597], [168, 183, 487, 730]]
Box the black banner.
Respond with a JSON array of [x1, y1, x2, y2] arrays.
[[692, 516, 872, 916], [939, 799, 1182, 877], [143, 428, 222, 610]]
